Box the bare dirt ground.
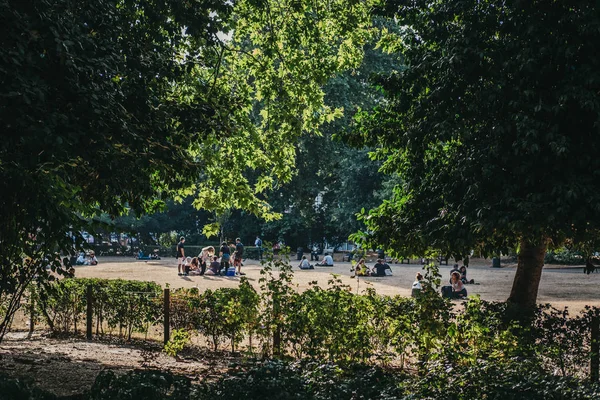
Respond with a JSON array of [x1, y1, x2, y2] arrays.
[[0, 332, 233, 397], [1, 256, 598, 396]]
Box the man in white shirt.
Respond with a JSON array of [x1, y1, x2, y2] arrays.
[[316, 253, 334, 266]]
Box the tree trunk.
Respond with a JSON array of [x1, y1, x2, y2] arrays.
[[507, 238, 548, 309]]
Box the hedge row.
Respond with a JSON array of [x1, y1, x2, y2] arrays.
[[26, 262, 600, 380]]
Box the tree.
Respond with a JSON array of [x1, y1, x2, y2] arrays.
[[0, 0, 373, 340], [348, 0, 600, 309], [1, 0, 228, 340], [253, 41, 401, 249]]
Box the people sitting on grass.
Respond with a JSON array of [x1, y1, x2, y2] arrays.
[[371, 259, 392, 276], [354, 259, 369, 276], [316, 253, 334, 267], [298, 256, 314, 270], [137, 249, 161, 260]]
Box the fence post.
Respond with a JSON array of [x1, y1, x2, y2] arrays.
[[86, 285, 93, 341], [592, 315, 599, 383], [272, 294, 281, 357], [28, 294, 35, 335], [163, 288, 170, 346]]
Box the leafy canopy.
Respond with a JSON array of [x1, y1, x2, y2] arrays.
[[348, 0, 600, 258]]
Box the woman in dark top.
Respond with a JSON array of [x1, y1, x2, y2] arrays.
[[220, 242, 231, 274]]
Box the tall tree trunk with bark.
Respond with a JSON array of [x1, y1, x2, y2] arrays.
[[507, 237, 549, 308]]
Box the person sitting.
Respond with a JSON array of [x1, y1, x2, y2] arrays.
[[316, 253, 334, 266], [187, 257, 200, 275], [449, 263, 461, 283], [354, 259, 369, 276], [298, 256, 314, 270], [76, 252, 86, 265], [89, 251, 98, 266], [450, 271, 467, 299], [182, 256, 193, 276], [371, 259, 392, 276], [411, 272, 424, 297], [206, 256, 220, 275], [137, 250, 151, 260], [459, 266, 474, 284], [199, 246, 215, 276]]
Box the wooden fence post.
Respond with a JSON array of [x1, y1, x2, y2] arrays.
[[592, 315, 599, 383], [28, 294, 35, 335], [163, 288, 170, 346], [86, 285, 93, 341], [272, 294, 281, 357]]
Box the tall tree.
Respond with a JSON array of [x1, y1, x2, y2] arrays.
[[348, 0, 600, 309], [0, 0, 373, 340]]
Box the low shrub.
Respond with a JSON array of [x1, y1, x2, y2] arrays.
[[545, 248, 586, 265], [31, 278, 161, 339]]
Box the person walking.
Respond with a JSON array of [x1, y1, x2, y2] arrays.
[[176, 237, 185, 276], [254, 236, 263, 260]]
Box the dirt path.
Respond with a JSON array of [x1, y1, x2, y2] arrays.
[[0, 332, 232, 397]]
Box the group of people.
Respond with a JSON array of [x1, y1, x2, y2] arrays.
[[75, 251, 98, 266], [297, 253, 334, 269], [176, 237, 245, 277], [411, 264, 474, 300], [350, 258, 393, 277]]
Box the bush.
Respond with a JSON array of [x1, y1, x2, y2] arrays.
[[0, 373, 59, 400], [32, 278, 162, 339], [89, 370, 193, 400], [544, 248, 585, 265]]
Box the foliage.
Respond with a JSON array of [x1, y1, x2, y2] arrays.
[[169, 278, 259, 353], [164, 329, 191, 358], [89, 370, 193, 400], [0, 0, 373, 342], [0, 0, 227, 342], [0, 373, 59, 400], [544, 248, 586, 265], [6, 271, 600, 398], [31, 278, 161, 340], [196, 360, 404, 400], [345, 0, 600, 307]]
